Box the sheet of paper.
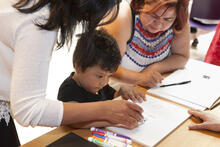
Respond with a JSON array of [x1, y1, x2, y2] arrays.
[[148, 59, 220, 109], [107, 95, 190, 147]]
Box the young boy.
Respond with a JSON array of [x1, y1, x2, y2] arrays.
[[58, 29, 145, 128]]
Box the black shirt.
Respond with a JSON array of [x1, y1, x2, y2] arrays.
[[58, 72, 116, 103]]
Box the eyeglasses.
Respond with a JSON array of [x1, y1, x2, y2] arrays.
[[147, 13, 176, 24]]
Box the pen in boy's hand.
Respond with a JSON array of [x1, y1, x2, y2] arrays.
[[160, 80, 191, 88]]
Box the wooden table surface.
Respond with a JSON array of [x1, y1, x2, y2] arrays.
[[20, 74, 220, 147], [21, 96, 220, 147]]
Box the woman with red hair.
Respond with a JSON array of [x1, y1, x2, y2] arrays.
[[102, 0, 190, 88]]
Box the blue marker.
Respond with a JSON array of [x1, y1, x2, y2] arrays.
[[91, 127, 131, 140], [93, 133, 105, 139]]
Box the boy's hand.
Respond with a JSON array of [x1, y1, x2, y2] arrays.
[[117, 85, 146, 103]]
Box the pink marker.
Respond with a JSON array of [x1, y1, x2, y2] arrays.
[[90, 127, 131, 140]]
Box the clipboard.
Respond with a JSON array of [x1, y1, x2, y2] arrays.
[[47, 132, 98, 147]]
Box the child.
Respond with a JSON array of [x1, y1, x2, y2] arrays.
[[58, 29, 145, 128]]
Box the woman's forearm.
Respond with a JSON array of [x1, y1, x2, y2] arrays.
[[61, 102, 105, 125], [68, 121, 112, 129], [61, 100, 144, 130], [145, 54, 189, 73], [113, 66, 141, 84]]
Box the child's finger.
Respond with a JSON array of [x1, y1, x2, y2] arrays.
[[134, 92, 143, 103], [143, 95, 147, 101], [128, 93, 137, 103], [122, 94, 129, 100], [138, 90, 146, 101]]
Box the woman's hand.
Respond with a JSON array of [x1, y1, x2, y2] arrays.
[[117, 85, 146, 103], [137, 70, 163, 88], [100, 100, 144, 129], [188, 109, 220, 132]]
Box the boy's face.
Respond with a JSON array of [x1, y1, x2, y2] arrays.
[[76, 65, 114, 94]]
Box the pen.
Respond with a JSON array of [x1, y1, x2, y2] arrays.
[[90, 127, 131, 140], [160, 80, 191, 88], [210, 101, 220, 110]]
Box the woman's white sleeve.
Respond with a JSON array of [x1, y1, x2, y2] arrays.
[[10, 18, 63, 127]]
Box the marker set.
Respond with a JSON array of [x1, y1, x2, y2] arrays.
[[88, 127, 132, 147]]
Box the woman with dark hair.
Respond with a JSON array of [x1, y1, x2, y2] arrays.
[[102, 0, 190, 88], [0, 0, 143, 146]]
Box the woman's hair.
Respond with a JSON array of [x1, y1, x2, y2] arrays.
[[13, 0, 121, 48], [131, 0, 189, 32], [73, 29, 121, 73]]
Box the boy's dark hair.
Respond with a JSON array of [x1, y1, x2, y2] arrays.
[[13, 0, 121, 49], [73, 29, 121, 73]]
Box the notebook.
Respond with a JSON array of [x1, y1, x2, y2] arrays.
[[108, 95, 190, 147], [107, 59, 220, 146], [147, 59, 220, 110], [47, 132, 98, 147]]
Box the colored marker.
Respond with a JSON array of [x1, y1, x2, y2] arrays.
[[88, 137, 116, 147], [92, 131, 132, 144], [92, 133, 132, 147], [93, 133, 105, 140], [91, 127, 131, 140], [92, 135, 105, 141]]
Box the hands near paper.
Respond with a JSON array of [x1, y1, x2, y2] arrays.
[[137, 69, 163, 88], [188, 109, 220, 132], [69, 100, 144, 130], [104, 100, 144, 129], [117, 85, 146, 103]]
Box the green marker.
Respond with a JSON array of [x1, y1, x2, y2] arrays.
[[88, 137, 116, 147]]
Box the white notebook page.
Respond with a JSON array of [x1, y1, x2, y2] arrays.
[[108, 95, 190, 147]]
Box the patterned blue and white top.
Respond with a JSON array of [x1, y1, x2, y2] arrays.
[[121, 15, 174, 72]]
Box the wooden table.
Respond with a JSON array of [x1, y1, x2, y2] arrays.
[[21, 96, 220, 147]]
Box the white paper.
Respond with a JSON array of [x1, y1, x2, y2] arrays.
[[107, 95, 190, 147], [148, 59, 220, 109]]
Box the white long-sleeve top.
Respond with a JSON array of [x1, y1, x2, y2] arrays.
[[0, 0, 63, 127]]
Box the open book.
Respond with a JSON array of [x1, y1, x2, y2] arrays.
[[107, 59, 220, 146], [108, 95, 190, 147], [148, 59, 220, 110]]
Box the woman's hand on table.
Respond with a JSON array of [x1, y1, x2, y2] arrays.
[[137, 70, 163, 88], [188, 109, 220, 132]]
